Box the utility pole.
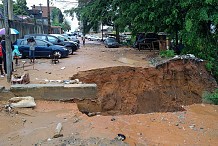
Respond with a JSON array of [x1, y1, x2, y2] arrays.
[[39, 3, 44, 34], [4, 0, 12, 82], [47, 0, 51, 34], [8, 0, 13, 20]]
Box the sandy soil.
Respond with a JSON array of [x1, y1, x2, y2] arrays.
[[0, 40, 218, 145]]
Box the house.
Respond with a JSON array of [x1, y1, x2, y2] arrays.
[[31, 6, 56, 25]]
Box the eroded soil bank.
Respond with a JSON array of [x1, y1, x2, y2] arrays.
[[72, 58, 217, 115]]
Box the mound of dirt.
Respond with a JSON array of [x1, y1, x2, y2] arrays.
[[72, 58, 217, 115]]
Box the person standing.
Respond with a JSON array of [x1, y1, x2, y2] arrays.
[[0, 35, 14, 74], [27, 37, 36, 63], [12, 45, 21, 66], [82, 35, 85, 46], [0, 43, 4, 77]]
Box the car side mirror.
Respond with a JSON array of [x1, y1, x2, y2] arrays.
[[47, 44, 50, 47], [57, 39, 61, 43]]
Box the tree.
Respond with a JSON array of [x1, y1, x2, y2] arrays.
[[51, 7, 64, 26], [61, 19, 71, 32], [65, 0, 218, 81], [13, 0, 29, 15]]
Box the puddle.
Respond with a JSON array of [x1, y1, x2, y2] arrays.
[[118, 57, 139, 65]]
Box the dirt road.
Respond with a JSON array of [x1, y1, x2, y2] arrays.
[[0, 41, 218, 145]]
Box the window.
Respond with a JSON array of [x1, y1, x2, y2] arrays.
[[35, 40, 47, 46], [58, 36, 65, 41], [21, 40, 28, 45], [48, 36, 58, 43], [35, 35, 46, 40]]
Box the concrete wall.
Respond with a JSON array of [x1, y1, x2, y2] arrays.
[[0, 84, 99, 112], [9, 84, 97, 101], [0, 19, 61, 43]]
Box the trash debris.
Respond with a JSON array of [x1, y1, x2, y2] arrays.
[[42, 79, 82, 84], [4, 104, 13, 113], [61, 67, 65, 70], [81, 111, 101, 117], [53, 122, 63, 138], [8, 96, 36, 108], [75, 79, 80, 83], [189, 124, 196, 129], [114, 134, 126, 141], [11, 73, 30, 84], [111, 117, 116, 121]]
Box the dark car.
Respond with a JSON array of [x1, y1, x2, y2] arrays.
[[104, 38, 119, 48], [24, 34, 78, 54], [50, 34, 80, 49], [14, 39, 69, 58]]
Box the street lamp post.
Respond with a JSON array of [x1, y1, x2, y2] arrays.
[[39, 3, 44, 34], [31, 5, 37, 33], [47, 0, 51, 34]]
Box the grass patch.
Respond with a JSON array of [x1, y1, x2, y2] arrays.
[[203, 89, 218, 105]]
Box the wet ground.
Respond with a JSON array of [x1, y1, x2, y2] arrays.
[[0, 40, 218, 145], [0, 100, 218, 145]]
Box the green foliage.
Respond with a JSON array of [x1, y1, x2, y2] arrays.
[[13, 0, 29, 15], [160, 50, 175, 58], [203, 89, 218, 105], [185, 19, 193, 32], [61, 20, 71, 31], [51, 7, 64, 26], [1, 0, 29, 15], [205, 61, 213, 72], [65, 0, 218, 82]]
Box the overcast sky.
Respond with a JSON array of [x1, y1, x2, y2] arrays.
[[26, 0, 79, 32]]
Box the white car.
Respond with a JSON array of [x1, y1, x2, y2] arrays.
[[86, 35, 101, 41]]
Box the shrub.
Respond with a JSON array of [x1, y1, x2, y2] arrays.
[[203, 89, 218, 105], [159, 50, 175, 58]]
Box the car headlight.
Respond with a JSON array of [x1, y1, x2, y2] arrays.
[[64, 47, 68, 50]]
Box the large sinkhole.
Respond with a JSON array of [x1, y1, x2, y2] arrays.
[[71, 60, 217, 115]]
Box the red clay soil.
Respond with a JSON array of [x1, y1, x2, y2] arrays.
[[72, 59, 218, 115]]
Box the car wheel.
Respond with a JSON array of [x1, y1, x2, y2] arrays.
[[52, 51, 62, 59], [66, 46, 73, 55]]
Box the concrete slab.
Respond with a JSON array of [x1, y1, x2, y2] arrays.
[[10, 84, 97, 101]]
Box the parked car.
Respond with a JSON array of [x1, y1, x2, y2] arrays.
[[24, 34, 78, 55], [14, 39, 69, 58], [62, 33, 80, 45], [104, 38, 120, 48], [50, 34, 80, 49]]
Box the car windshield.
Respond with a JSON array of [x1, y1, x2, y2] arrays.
[[107, 38, 117, 42], [58, 35, 70, 41]]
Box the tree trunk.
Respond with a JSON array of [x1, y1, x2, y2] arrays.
[[115, 25, 120, 43]]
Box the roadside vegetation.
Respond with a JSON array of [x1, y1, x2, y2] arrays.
[[203, 89, 218, 105], [160, 50, 175, 58], [65, 0, 218, 82]]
